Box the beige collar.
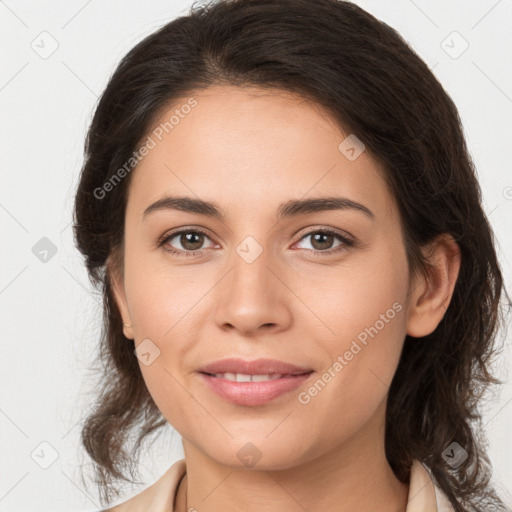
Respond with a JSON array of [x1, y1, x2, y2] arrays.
[[407, 460, 454, 512], [105, 458, 454, 512]]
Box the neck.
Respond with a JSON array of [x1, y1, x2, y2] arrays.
[[174, 410, 409, 512]]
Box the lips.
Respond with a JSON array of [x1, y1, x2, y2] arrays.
[[198, 357, 313, 376], [197, 358, 314, 406], [199, 372, 314, 406]]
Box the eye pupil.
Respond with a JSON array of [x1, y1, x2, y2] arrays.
[[311, 232, 334, 250], [181, 232, 204, 250]]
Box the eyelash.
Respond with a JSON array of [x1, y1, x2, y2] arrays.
[[157, 227, 355, 259]]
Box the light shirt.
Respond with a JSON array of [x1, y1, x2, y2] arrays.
[[104, 458, 455, 512]]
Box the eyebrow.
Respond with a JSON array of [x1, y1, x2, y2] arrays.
[[142, 195, 375, 221]]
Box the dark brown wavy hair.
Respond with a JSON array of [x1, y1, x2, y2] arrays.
[[72, 0, 511, 509]]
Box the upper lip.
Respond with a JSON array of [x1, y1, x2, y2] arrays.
[[199, 358, 313, 376]]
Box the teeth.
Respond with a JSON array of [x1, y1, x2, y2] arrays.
[[213, 372, 284, 382]]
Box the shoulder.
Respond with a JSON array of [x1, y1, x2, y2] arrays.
[[408, 460, 455, 512], [433, 478, 456, 512], [102, 459, 187, 512]]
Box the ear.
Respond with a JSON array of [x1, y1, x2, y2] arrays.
[[405, 234, 461, 338], [107, 253, 134, 340]]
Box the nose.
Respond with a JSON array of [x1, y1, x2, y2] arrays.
[[214, 241, 292, 337]]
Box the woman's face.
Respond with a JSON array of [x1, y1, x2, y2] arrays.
[[112, 85, 418, 469]]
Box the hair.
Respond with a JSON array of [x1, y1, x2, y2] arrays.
[[72, 0, 511, 509]]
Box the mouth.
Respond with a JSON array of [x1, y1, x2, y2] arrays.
[[198, 357, 313, 376], [198, 370, 315, 406], [200, 371, 312, 381]]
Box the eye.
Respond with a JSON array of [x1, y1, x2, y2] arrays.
[[293, 228, 354, 256], [158, 227, 355, 258], [158, 228, 216, 257]]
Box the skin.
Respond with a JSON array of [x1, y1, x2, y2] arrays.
[[109, 85, 461, 512]]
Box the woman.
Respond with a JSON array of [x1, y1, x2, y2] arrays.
[[72, 0, 511, 511]]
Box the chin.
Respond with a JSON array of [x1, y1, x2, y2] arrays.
[[201, 437, 311, 472]]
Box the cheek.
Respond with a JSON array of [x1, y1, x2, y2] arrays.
[[294, 285, 406, 454], [123, 249, 201, 337], [123, 251, 212, 414], [294, 242, 408, 353], [298, 246, 408, 414]]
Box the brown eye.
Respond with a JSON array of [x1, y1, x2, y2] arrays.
[[160, 229, 215, 257], [178, 231, 205, 250], [309, 232, 336, 250], [294, 228, 354, 255]]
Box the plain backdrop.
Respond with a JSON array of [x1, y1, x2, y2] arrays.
[[1, 0, 511, 510]]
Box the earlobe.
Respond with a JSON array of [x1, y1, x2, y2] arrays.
[[107, 256, 134, 340], [405, 234, 461, 338]]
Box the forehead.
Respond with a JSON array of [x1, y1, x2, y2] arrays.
[[126, 85, 396, 222]]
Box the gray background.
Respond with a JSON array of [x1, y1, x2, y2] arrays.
[[1, 0, 511, 510]]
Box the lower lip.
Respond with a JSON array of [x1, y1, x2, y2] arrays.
[[199, 372, 314, 406]]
